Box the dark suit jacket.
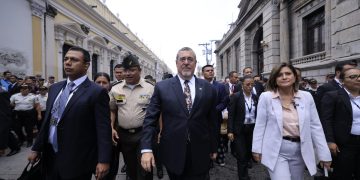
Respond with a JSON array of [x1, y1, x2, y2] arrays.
[[32, 78, 112, 179], [0, 90, 11, 149], [212, 81, 227, 126], [315, 79, 341, 112], [227, 92, 258, 134], [141, 76, 218, 175], [321, 88, 354, 146]]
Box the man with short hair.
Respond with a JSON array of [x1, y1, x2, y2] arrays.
[[141, 47, 218, 179], [28, 46, 112, 180], [44, 76, 56, 87], [114, 64, 125, 82], [109, 54, 154, 180], [202, 65, 228, 166]]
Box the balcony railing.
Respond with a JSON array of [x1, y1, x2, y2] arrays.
[[290, 51, 326, 65]]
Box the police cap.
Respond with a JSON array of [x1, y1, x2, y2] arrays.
[[122, 54, 140, 69]]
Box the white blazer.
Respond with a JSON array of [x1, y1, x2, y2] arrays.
[[252, 90, 331, 175]]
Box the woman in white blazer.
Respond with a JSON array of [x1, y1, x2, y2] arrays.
[[252, 63, 331, 180]]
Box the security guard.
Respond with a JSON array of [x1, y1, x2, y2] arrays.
[[109, 54, 154, 180], [10, 83, 40, 147]]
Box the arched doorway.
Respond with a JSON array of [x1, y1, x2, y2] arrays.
[[252, 27, 264, 75]]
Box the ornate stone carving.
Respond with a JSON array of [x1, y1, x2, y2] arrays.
[[103, 37, 109, 44], [117, 46, 122, 52], [80, 24, 90, 35], [30, 1, 46, 18], [46, 5, 57, 18], [0, 49, 28, 77]]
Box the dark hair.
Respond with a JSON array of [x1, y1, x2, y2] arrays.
[[68, 46, 90, 63], [228, 71, 237, 78], [3, 71, 11, 76], [10, 75, 17, 79], [144, 75, 154, 80], [162, 73, 173, 80], [242, 75, 253, 82], [339, 68, 357, 80], [93, 72, 110, 83], [114, 64, 123, 69], [242, 67, 252, 73], [202, 64, 213, 72], [267, 63, 299, 92], [335, 61, 358, 73], [176, 47, 196, 61]]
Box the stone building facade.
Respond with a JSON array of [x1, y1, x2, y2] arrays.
[[215, 0, 360, 84], [0, 0, 172, 82]]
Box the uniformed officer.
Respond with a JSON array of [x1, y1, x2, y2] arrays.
[[109, 54, 154, 180], [10, 84, 41, 147], [35, 86, 48, 131]]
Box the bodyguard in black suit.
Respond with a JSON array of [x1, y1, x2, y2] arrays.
[[28, 47, 112, 180], [316, 61, 357, 112], [321, 68, 360, 180], [227, 76, 258, 180], [141, 47, 218, 180]]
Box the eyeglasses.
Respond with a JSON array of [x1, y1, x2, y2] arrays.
[[345, 74, 360, 80], [178, 57, 195, 63]]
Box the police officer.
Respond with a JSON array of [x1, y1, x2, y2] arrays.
[[10, 84, 40, 147], [109, 54, 154, 180]]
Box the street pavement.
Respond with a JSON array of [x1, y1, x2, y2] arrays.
[[0, 146, 314, 180]]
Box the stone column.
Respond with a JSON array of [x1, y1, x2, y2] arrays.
[[325, 0, 331, 59], [279, 0, 289, 62], [44, 5, 57, 79]]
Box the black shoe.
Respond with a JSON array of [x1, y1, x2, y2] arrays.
[[157, 168, 164, 179], [121, 164, 127, 173], [26, 141, 33, 148], [6, 149, 20, 157]]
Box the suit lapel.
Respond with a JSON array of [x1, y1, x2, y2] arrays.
[[60, 78, 91, 120], [190, 78, 203, 116], [172, 76, 188, 115], [339, 88, 353, 115], [294, 95, 305, 134], [271, 97, 283, 136], [225, 83, 230, 95]]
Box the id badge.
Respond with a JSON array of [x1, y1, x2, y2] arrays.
[[115, 94, 126, 104]]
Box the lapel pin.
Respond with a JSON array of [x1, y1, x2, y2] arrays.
[[199, 88, 202, 91]]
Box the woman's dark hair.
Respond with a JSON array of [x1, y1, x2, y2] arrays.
[[266, 63, 299, 92], [93, 72, 110, 82], [339, 68, 357, 80]]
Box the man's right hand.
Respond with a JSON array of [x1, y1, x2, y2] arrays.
[[28, 151, 40, 164], [111, 128, 119, 145], [227, 133, 234, 141], [141, 152, 155, 172], [328, 142, 340, 156]]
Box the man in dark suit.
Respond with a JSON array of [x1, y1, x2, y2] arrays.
[[140, 47, 218, 180], [321, 67, 360, 180], [241, 67, 264, 96], [28, 46, 112, 180], [202, 64, 228, 166], [316, 61, 357, 112]]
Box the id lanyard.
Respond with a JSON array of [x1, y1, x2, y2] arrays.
[[244, 94, 253, 123]]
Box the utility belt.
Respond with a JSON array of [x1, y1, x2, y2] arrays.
[[283, 136, 301, 142], [118, 126, 142, 134]]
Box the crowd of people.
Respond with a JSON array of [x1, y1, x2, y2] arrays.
[[0, 46, 359, 180]]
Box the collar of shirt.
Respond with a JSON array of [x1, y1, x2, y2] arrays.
[[334, 77, 342, 86], [271, 90, 301, 99], [66, 75, 87, 91], [123, 78, 146, 89], [178, 75, 195, 86]]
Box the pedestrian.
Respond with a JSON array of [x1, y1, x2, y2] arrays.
[[0, 71, 12, 91], [109, 54, 155, 180], [113, 64, 125, 84], [0, 87, 12, 155], [321, 67, 360, 180], [28, 46, 112, 180], [10, 83, 40, 147], [252, 62, 332, 180], [140, 47, 218, 180], [94, 72, 120, 180], [227, 75, 258, 180], [202, 64, 228, 167]]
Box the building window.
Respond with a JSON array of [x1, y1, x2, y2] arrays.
[[234, 39, 240, 73], [304, 7, 325, 55], [220, 55, 224, 77], [110, 60, 114, 81], [226, 49, 231, 74]]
